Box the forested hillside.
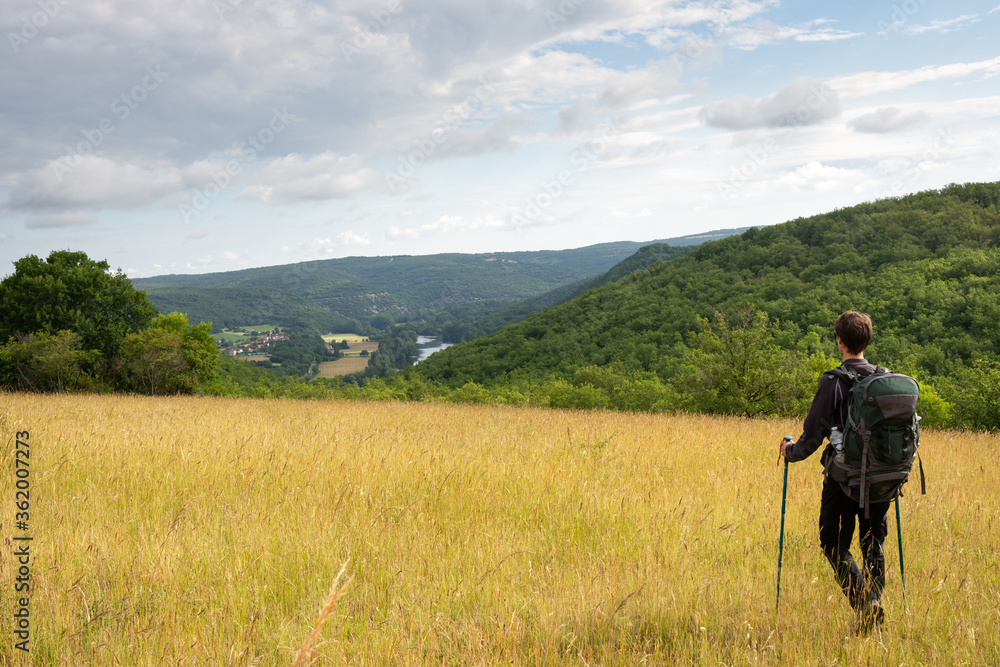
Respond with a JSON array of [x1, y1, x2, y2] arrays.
[[134, 233, 742, 329], [145, 286, 361, 333], [425, 244, 692, 342], [413, 183, 1000, 427]]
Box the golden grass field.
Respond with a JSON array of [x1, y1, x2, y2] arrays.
[[0, 393, 997, 665]]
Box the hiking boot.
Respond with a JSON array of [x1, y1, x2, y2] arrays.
[[854, 599, 885, 635]]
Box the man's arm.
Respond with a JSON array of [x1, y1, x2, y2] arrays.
[[784, 373, 841, 463]]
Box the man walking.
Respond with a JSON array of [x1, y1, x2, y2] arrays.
[[779, 310, 889, 632]]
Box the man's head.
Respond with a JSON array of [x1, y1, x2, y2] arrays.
[[835, 311, 872, 355]]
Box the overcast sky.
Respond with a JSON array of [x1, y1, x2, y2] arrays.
[[1, 0, 998, 278]]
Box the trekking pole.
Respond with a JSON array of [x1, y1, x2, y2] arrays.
[[895, 497, 906, 605], [776, 443, 790, 614]]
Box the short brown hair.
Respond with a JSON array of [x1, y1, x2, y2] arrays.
[[835, 311, 872, 355]]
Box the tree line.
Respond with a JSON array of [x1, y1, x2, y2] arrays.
[[3, 182, 999, 432], [0, 251, 218, 395]]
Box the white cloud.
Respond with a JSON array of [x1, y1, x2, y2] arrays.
[[7, 149, 384, 213], [791, 28, 864, 42], [698, 77, 840, 130], [831, 56, 1000, 99], [431, 115, 531, 160], [894, 14, 981, 36], [849, 107, 930, 134], [8, 157, 183, 211], [239, 152, 383, 204], [724, 19, 862, 49], [776, 161, 860, 192], [599, 60, 681, 108]]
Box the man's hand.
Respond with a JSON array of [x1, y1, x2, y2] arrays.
[[777, 436, 793, 466]]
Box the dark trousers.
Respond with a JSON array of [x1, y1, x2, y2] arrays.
[[819, 475, 890, 610]]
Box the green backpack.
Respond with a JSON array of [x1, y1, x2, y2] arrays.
[[825, 365, 926, 515]]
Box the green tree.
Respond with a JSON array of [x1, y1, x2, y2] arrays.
[[945, 359, 1000, 431], [0, 250, 157, 363], [0, 330, 102, 392], [370, 313, 394, 330], [120, 313, 219, 395], [679, 307, 811, 417], [915, 381, 953, 430]]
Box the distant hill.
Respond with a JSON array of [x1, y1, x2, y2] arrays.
[[429, 243, 692, 342], [412, 183, 1000, 389], [134, 229, 746, 330], [143, 286, 361, 333]]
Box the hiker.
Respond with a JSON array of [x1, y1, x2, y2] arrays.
[[778, 310, 888, 631]]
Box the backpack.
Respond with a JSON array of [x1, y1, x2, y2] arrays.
[[825, 364, 926, 516]]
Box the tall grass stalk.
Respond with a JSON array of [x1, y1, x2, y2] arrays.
[[290, 560, 350, 666]]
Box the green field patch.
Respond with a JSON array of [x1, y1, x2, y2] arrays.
[[217, 325, 281, 342], [336, 341, 378, 358]]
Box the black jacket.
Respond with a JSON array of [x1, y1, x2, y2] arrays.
[[785, 358, 877, 465]]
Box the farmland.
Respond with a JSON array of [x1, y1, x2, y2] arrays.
[[1, 393, 996, 665], [321, 333, 369, 344], [318, 337, 379, 377], [316, 356, 370, 377]]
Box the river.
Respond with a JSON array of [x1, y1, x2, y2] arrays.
[[415, 335, 453, 362]]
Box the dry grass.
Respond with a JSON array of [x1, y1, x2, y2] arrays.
[[290, 560, 351, 667], [321, 334, 368, 344], [0, 393, 997, 665], [316, 358, 370, 377]]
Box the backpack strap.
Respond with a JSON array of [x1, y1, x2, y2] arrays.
[[858, 414, 871, 518], [825, 364, 860, 431], [825, 364, 859, 383], [917, 452, 926, 494], [913, 409, 927, 495]]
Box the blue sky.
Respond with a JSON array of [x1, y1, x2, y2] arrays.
[[1, 0, 998, 278]]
